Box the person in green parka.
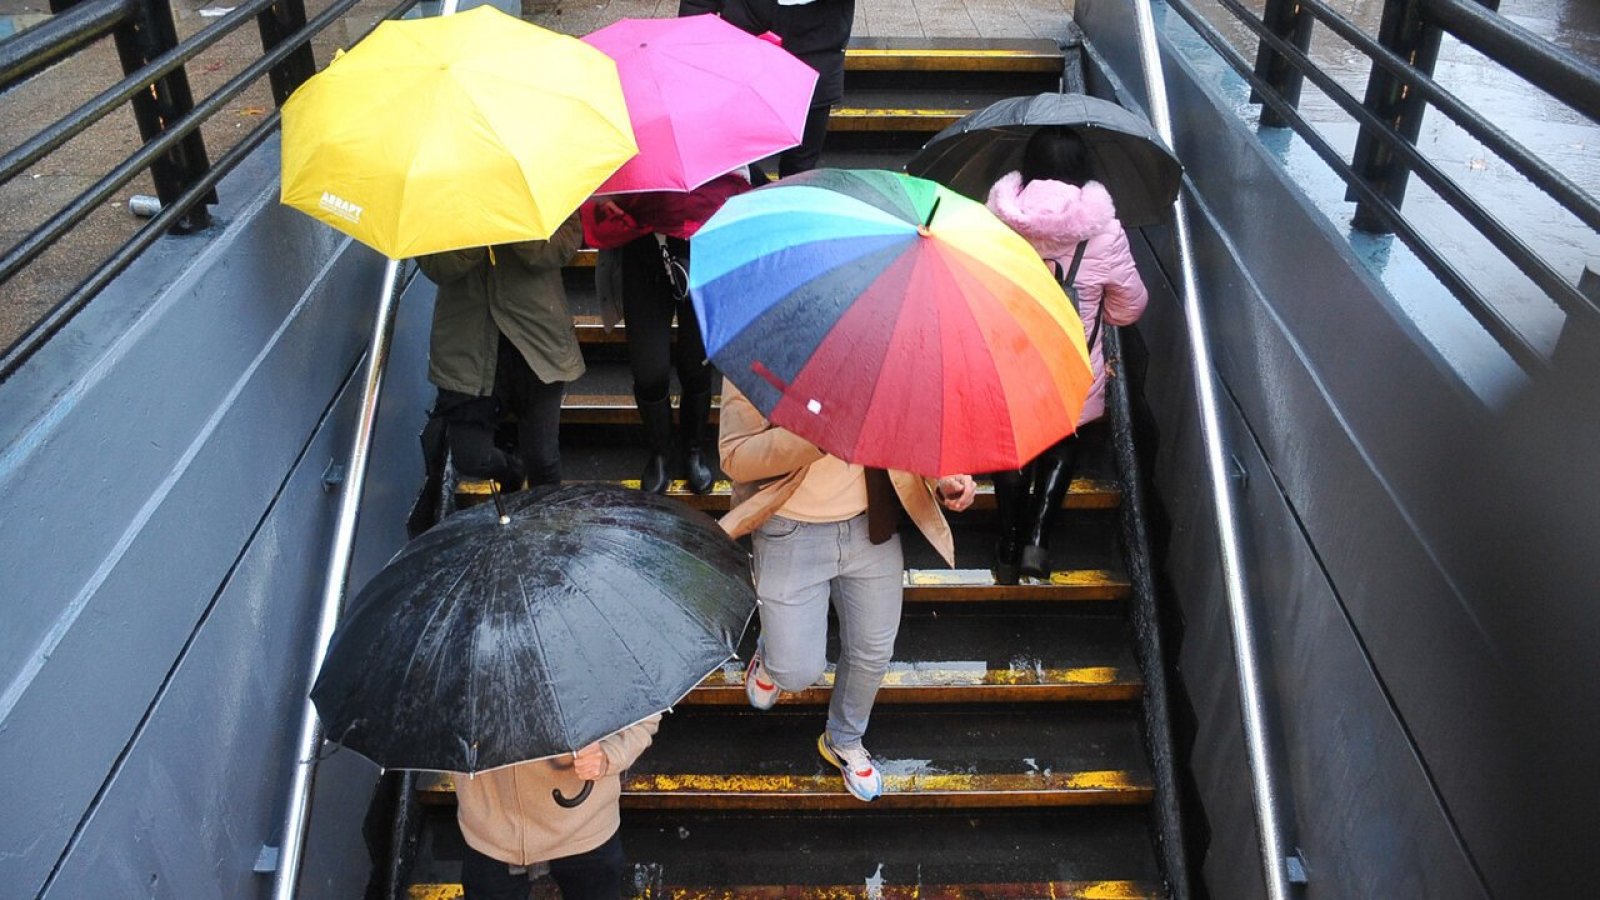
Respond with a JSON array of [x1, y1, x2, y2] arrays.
[[416, 214, 585, 495]]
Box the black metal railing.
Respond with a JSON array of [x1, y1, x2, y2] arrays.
[[1164, 0, 1600, 373], [0, 0, 417, 382]]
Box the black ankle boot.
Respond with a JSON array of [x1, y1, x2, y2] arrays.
[[994, 539, 1023, 586], [1019, 455, 1074, 580], [638, 394, 673, 494], [680, 390, 714, 494]]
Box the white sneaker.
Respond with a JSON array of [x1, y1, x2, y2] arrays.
[[817, 733, 883, 802], [744, 648, 780, 710]]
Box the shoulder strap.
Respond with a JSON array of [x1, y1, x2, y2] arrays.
[[1051, 241, 1102, 352], [1063, 240, 1087, 285]]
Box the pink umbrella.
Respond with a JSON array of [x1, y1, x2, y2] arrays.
[[582, 14, 819, 195]]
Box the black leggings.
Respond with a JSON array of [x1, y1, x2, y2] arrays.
[[460, 831, 624, 900], [779, 101, 832, 177], [620, 234, 711, 403], [992, 420, 1107, 546], [434, 335, 565, 487]]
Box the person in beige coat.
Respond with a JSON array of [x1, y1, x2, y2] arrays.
[[718, 379, 974, 802], [453, 715, 660, 899]]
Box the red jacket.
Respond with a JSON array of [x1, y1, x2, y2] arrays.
[[582, 172, 755, 248]]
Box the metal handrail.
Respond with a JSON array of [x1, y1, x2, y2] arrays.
[[0, 0, 280, 188], [0, 0, 138, 91], [1208, 0, 1597, 322], [1159, 0, 1550, 372], [1161, 0, 1600, 371], [1419, 0, 1600, 122], [1130, 1, 1297, 897], [1293, 0, 1600, 234], [0, 0, 417, 382]]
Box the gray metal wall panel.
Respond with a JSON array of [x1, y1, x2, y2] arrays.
[[35, 264, 438, 900], [1077, 0, 1505, 894], [0, 141, 432, 897]]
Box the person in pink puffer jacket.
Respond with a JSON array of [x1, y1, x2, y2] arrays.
[[985, 125, 1149, 583]]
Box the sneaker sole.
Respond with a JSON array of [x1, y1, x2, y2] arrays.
[[816, 734, 880, 803]]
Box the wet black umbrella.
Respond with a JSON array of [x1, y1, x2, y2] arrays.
[[906, 93, 1182, 227], [311, 482, 755, 790]]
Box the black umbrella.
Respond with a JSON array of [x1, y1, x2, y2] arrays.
[[906, 93, 1182, 227], [311, 482, 755, 794]]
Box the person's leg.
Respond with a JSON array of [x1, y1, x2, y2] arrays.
[[778, 102, 832, 177], [515, 375, 566, 487], [1019, 428, 1093, 579], [495, 334, 565, 488], [434, 388, 523, 490], [459, 841, 531, 900], [989, 467, 1026, 584], [621, 236, 676, 492], [750, 518, 839, 697], [546, 831, 625, 900], [671, 267, 715, 493], [825, 515, 904, 750]]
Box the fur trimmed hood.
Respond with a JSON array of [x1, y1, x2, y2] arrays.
[[986, 171, 1120, 259]]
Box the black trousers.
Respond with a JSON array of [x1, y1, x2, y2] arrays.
[[619, 235, 711, 403], [460, 832, 624, 900], [435, 334, 566, 486], [779, 101, 832, 177]]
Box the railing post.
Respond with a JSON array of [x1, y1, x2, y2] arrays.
[[107, 0, 215, 231], [1251, 0, 1314, 128], [1348, 0, 1500, 232], [1346, 0, 1438, 232], [258, 0, 317, 105]]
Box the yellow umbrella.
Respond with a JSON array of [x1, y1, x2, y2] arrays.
[[279, 5, 637, 259]]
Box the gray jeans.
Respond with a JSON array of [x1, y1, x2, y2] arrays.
[[751, 513, 904, 750]]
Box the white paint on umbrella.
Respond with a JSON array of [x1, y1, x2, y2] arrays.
[[807, 398, 822, 414]]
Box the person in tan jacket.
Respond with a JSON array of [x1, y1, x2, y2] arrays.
[[453, 715, 660, 899], [718, 379, 974, 802]]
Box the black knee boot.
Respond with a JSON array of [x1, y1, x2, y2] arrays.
[[680, 390, 714, 494], [1019, 455, 1074, 580], [990, 468, 1026, 585], [638, 394, 673, 494]]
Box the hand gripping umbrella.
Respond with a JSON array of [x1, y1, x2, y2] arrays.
[[582, 14, 817, 194], [311, 484, 756, 802], [689, 168, 1094, 478], [906, 93, 1182, 227]]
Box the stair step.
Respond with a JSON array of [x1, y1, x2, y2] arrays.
[[828, 106, 971, 133], [455, 476, 1121, 513], [419, 707, 1152, 811], [690, 611, 1141, 705], [844, 37, 1065, 73], [409, 880, 1163, 899], [561, 394, 722, 427], [904, 569, 1127, 602], [408, 807, 1165, 897]]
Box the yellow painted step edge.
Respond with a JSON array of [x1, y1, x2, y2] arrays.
[[411, 880, 1162, 899]]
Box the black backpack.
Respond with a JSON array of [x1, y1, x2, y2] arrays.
[[1049, 241, 1101, 351]]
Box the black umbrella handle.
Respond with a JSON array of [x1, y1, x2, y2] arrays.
[[552, 780, 594, 808]]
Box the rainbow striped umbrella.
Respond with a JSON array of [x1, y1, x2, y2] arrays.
[[689, 169, 1093, 477]]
